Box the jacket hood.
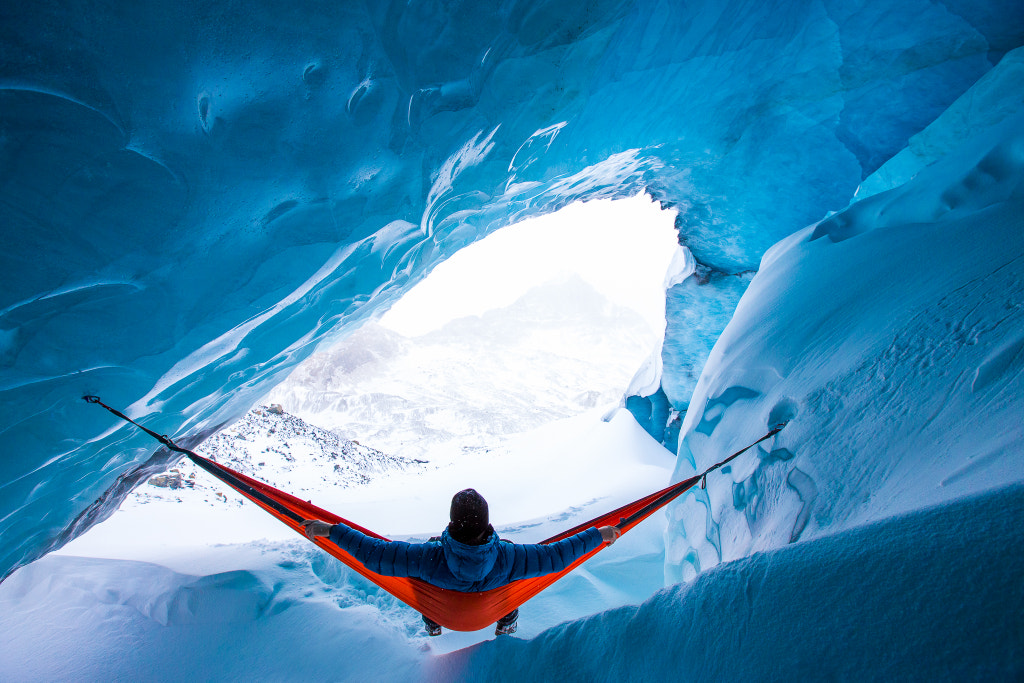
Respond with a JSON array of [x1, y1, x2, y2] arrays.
[[441, 528, 499, 582]]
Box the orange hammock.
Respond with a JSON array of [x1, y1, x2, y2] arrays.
[[192, 453, 701, 631], [83, 395, 783, 631]]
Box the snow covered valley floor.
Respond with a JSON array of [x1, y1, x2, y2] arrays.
[[5, 460, 1020, 681]]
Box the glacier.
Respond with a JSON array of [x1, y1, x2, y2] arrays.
[[2, 0, 1024, 679]]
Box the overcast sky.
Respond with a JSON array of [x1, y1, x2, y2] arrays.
[[379, 194, 680, 337]]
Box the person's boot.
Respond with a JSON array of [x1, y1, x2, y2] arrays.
[[423, 616, 442, 636], [494, 608, 518, 636]]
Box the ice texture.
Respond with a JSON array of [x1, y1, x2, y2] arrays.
[[856, 45, 1024, 199], [2, 0, 1024, 593], [660, 268, 755, 411], [666, 66, 1024, 582]]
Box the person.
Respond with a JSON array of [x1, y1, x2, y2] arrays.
[[301, 488, 621, 636]]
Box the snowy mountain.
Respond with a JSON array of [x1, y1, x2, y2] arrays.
[[124, 405, 421, 513], [267, 275, 658, 458]]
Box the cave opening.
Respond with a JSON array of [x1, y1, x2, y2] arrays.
[[59, 192, 681, 553], [51, 191, 690, 646], [264, 192, 683, 535]]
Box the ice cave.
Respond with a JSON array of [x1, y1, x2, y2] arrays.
[[2, 0, 1023, 679]]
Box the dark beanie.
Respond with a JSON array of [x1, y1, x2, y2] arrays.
[[448, 488, 490, 545]]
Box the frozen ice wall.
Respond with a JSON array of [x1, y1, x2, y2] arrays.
[[2, 0, 1023, 582], [665, 49, 1024, 582]]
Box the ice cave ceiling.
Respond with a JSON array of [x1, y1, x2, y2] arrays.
[[1, 0, 1022, 581]]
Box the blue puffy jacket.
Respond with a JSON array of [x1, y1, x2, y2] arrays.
[[328, 524, 603, 592]]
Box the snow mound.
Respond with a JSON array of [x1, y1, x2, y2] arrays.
[[0, 544, 426, 682]]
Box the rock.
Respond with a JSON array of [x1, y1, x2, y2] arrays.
[[147, 472, 194, 489]]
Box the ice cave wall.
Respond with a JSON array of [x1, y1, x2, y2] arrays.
[[1, 0, 1022, 581], [664, 48, 1024, 582]]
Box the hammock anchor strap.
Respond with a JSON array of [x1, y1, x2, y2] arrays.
[[82, 394, 786, 528]]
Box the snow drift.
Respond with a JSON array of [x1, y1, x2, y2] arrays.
[[435, 483, 1024, 681], [667, 58, 1024, 583]]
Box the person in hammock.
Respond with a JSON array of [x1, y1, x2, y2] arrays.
[[301, 487, 620, 636]]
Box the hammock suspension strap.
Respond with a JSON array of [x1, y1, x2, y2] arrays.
[[82, 396, 304, 523]]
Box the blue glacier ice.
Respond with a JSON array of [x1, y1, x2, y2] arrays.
[[664, 84, 1024, 585], [2, 0, 1024, 678]]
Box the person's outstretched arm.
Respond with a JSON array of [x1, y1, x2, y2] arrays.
[[505, 525, 620, 581], [301, 519, 432, 578]]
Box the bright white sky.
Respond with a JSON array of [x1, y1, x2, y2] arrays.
[[379, 194, 680, 336]]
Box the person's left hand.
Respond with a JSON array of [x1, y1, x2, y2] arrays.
[[599, 526, 621, 545], [301, 519, 332, 540]]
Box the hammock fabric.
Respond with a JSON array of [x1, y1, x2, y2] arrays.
[[82, 395, 783, 632], [192, 451, 702, 631]]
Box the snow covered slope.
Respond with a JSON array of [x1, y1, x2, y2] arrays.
[[51, 405, 423, 563], [437, 483, 1024, 681], [188, 405, 415, 491]]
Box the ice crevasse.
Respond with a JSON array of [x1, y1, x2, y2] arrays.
[[1, 0, 1023, 672]]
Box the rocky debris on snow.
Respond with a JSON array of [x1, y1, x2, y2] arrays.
[[146, 470, 195, 490]]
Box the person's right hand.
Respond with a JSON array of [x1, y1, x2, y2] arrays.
[[301, 519, 332, 540], [599, 526, 621, 545]]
